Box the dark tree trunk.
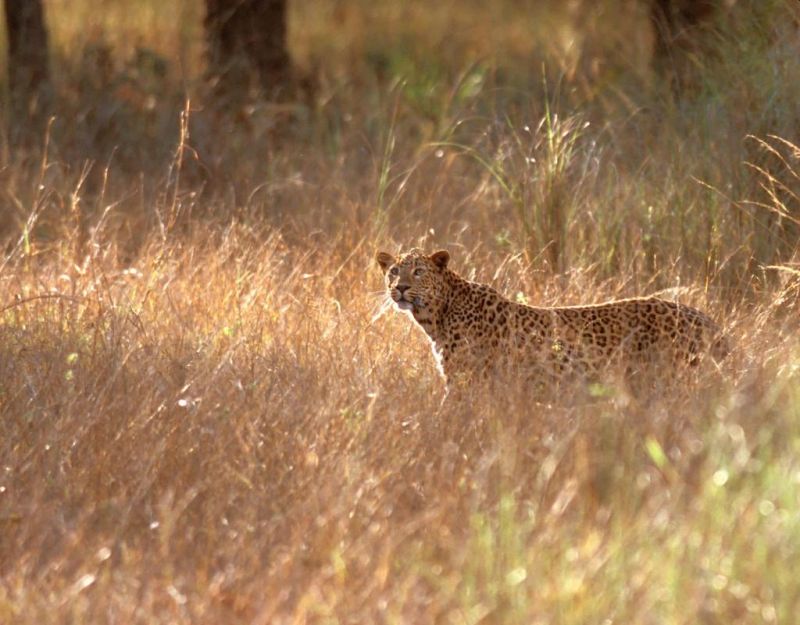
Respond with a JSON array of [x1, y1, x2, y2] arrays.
[[650, 0, 720, 69], [3, 0, 50, 120], [205, 0, 290, 98]]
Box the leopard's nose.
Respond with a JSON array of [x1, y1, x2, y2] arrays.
[[397, 285, 410, 296]]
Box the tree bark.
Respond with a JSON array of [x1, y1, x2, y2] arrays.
[[3, 0, 50, 119], [205, 0, 290, 98]]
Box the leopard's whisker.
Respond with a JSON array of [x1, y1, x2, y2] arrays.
[[370, 298, 394, 324]]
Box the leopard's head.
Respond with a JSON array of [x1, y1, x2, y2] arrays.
[[376, 248, 452, 322]]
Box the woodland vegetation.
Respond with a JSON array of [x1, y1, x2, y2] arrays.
[[1, 1, 799, 623]]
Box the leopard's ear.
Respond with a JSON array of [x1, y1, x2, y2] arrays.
[[430, 249, 450, 269], [376, 251, 396, 273]]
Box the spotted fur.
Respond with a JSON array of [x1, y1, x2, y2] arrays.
[[377, 248, 728, 388]]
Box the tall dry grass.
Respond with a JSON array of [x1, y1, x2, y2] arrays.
[[2, 0, 800, 623]]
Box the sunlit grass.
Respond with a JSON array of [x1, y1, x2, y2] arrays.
[[1, 0, 800, 623]]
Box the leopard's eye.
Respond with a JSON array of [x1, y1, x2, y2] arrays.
[[389, 266, 399, 276], [413, 268, 425, 277]]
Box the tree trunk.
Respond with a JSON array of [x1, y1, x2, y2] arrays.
[[205, 0, 290, 98], [3, 0, 50, 120], [650, 0, 719, 68]]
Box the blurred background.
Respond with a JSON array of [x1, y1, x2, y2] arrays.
[[2, 0, 797, 285]]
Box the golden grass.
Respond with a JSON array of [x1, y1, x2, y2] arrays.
[[2, 0, 800, 623]]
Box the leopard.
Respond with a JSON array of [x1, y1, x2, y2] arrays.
[[376, 248, 728, 391]]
